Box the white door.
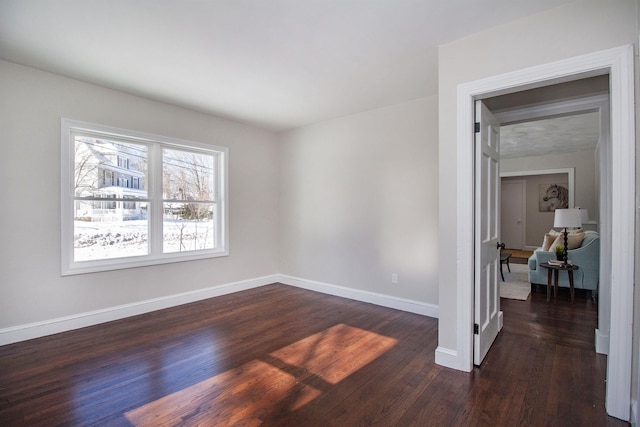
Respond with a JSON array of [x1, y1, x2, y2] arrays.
[[474, 100, 503, 365], [500, 180, 525, 250]]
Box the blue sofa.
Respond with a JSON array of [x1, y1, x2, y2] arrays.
[[528, 230, 599, 294]]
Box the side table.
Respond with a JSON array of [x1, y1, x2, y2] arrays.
[[539, 262, 579, 303]]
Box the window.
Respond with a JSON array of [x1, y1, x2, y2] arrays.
[[61, 119, 228, 275], [117, 156, 129, 169]]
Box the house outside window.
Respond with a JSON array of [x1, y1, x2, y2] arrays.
[[61, 119, 228, 275]]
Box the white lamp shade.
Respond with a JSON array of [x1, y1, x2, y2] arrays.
[[554, 208, 582, 228]]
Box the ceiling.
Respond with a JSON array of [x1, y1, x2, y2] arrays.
[[0, 0, 574, 131], [500, 112, 600, 159], [486, 76, 607, 158]]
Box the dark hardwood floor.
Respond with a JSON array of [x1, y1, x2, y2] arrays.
[[0, 284, 628, 426]]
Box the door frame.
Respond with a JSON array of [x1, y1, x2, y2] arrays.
[[454, 45, 634, 420]]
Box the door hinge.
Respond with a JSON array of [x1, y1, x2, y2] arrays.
[[474, 323, 479, 335], [474, 122, 480, 133]]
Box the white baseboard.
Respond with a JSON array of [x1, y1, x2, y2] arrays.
[[1, 274, 439, 347], [595, 328, 609, 355], [524, 245, 539, 251], [435, 346, 461, 370], [0, 275, 277, 346], [277, 274, 439, 318]]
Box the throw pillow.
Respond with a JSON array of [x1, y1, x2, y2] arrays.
[[548, 231, 585, 252], [542, 233, 557, 251], [568, 228, 584, 235], [542, 229, 561, 249], [548, 235, 564, 253], [567, 230, 585, 249]]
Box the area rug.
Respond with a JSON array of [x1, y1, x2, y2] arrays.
[[500, 263, 531, 301]]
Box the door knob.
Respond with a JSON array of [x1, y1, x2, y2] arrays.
[[497, 242, 505, 250]]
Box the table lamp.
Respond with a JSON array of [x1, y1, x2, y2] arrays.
[[579, 208, 589, 223], [553, 208, 582, 265]]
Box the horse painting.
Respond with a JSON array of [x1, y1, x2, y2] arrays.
[[539, 183, 569, 212]]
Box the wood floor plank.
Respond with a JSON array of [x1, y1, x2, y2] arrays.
[[0, 283, 629, 426]]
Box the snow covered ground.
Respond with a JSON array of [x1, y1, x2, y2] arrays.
[[74, 218, 215, 261]]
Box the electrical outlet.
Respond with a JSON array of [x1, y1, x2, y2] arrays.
[[391, 273, 398, 284]]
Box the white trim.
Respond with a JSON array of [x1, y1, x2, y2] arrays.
[[596, 93, 612, 363], [0, 275, 276, 346], [493, 93, 609, 125], [605, 44, 635, 421], [278, 275, 439, 319], [1, 274, 439, 348], [450, 45, 634, 421], [435, 346, 459, 369], [595, 328, 609, 355], [454, 78, 476, 372]]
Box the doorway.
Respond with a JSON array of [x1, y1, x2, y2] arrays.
[[500, 179, 525, 251], [490, 89, 609, 357], [451, 45, 634, 420]]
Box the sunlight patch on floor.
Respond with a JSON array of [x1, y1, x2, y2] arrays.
[[125, 324, 396, 425], [125, 359, 320, 426], [270, 323, 398, 384]]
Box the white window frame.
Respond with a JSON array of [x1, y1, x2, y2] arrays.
[[61, 119, 229, 275]]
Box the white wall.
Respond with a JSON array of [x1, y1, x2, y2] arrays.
[[437, 0, 637, 354], [279, 97, 439, 305], [0, 60, 280, 329], [1, 59, 440, 339]]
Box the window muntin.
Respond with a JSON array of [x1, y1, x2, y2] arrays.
[[62, 119, 228, 275]]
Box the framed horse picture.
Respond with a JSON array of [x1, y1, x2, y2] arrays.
[[539, 183, 569, 212]]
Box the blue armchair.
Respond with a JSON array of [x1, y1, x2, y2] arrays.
[[528, 231, 599, 294]]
